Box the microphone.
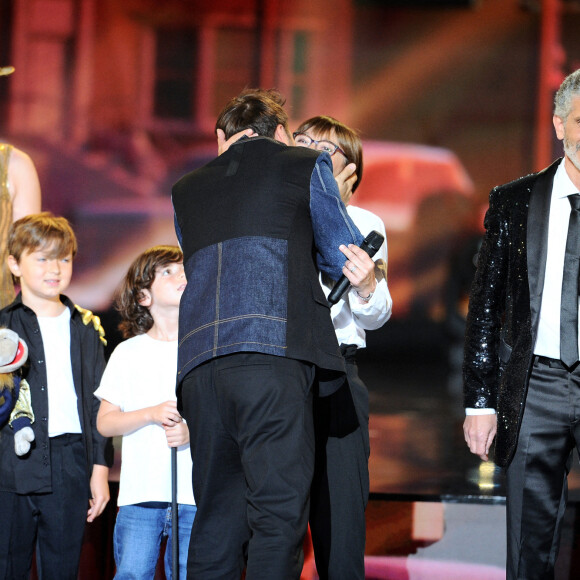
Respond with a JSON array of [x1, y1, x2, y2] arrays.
[[327, 230, 385, 305]]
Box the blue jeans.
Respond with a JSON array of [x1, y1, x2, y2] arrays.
[[113, 503, 196, 580]]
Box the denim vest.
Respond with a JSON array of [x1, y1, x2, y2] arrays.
[[172, 137, 363, 389]]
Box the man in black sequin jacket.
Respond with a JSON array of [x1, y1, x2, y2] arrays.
[[463, 68, 580, 580]]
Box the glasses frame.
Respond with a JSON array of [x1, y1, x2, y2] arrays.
[[292, 132, 349, 161]]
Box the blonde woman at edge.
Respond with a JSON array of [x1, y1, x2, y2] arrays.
[[1, 65, 42, 307]]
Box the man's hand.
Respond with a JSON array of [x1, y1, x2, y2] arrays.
[[217, 128, 257, 155], [338, 243, 377, 301], [463, 414, 497, 461], [87, 464, 110, 522], [335, 163, 357, 206]]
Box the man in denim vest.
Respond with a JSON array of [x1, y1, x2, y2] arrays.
[[172, 89, 364, 580]]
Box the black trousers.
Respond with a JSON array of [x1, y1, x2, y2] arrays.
[[506, 357, 580, 580], [180, 353, 315, 580], [310, 348, 369, 580], [0, 434, 88, 580]]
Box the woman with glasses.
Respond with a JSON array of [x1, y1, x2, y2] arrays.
[[294, 116, 392, 580]]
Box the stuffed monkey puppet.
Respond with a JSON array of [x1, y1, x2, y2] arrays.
[[0, 328, 34, 455]]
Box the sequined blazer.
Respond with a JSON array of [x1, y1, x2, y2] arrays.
[[463, 158, 561, 467]]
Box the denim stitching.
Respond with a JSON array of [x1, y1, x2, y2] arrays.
[[179, 314, 287, 346], [334, 195, 359, 242], [314, 162, 327, 192], [213, 242, 222, 357], [178, 341, 287, 375], [310, 155, 357, 254], [316, 160, 359, 243]]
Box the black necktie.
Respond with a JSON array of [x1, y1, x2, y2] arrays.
[[560, 194, 580, 367]]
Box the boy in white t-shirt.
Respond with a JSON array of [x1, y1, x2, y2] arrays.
[[95, 245, 195, 580]]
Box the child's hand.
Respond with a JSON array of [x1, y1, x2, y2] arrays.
[[164, 420, 190, 448], [87, 465, 110, 523], [151, 400, 182, 428]]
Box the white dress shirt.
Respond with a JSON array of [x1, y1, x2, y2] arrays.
[[534, 159, 580, 359], [38, 307, 82, 436]]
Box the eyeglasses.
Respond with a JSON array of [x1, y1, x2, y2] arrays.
[[292, 132, 348, 160]]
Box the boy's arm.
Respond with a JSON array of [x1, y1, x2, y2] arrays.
[[97, 398, 183, 437], [87, 464, 109, 522]]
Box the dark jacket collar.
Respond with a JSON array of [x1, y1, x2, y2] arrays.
[[5, 293, 78, 319]]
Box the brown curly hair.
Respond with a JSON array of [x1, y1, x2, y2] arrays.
[[115, 245, 183, 339]]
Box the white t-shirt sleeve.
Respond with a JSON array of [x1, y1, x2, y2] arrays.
[[94, 344, 128, 408]]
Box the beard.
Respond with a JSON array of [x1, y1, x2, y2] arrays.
[[564, 136, 580, 173]]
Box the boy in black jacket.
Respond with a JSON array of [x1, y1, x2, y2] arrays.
[[0, 212, 112, 580]]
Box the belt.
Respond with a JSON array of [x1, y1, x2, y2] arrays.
[[135, 501, 171, 509], [49, 433, 83, 446], [534, 355, 579, 372]]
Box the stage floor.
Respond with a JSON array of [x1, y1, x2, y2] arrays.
[[88, 317, 580, 579], [362, 318, 580, 502], [358, 319, 580, 579]]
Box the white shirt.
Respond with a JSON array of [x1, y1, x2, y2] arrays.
[[534, 159, 580, 359], [94, 334, 195, 506], [320, 205, 393, 347], [38, 308, 82, 436]]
